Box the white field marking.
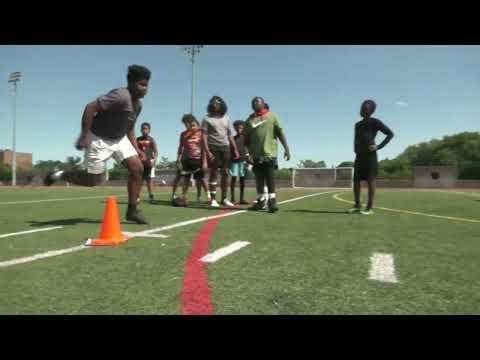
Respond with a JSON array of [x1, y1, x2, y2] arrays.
[[0, 191, 170, 205], [0, 245, 86, 268], [0, 195, 127, 205], [123, 232, 169, 239], [140, 190, 342, 236], [369, 253, 398, 283], [200, 241, 251, 263], [0, 226, 63, 239], [444, 191, 480, 198], [333, 193, 480, 224], [0, 190, 340, 268], [278, 190, 343, 205]]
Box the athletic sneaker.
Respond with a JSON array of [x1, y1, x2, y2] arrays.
[[126, 209, 149, 225], [222, 199, 235, 207], [44, 172, 56, 186], [149, 194, 154, 203], [268, 198, 279, 213], [347, 207, 361, 214], [172, 197, 182, 207], [360, 209, 374, 215], [210, 199, 220, 208], [249, 198, 266, 211]]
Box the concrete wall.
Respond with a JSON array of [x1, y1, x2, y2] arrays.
[[413, 166, 458, 188]]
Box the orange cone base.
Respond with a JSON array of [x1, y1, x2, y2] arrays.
[[85, 233, 133, 247]]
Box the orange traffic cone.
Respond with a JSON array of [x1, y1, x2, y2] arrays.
[[85, 196, 132, 246]]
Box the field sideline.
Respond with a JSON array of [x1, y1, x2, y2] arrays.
[[0, 186, 479, 314]]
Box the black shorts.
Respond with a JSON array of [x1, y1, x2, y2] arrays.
[[252, 157, 278, 172], [142, 166, 153, 181], [181, 158, 205, 180], [354, 152, 378, 182], [208, 145, 231, 169]]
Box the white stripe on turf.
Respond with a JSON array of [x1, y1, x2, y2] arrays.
[[200, 241, 251, 263], [0, 190, 340, 268], [0, 226, 63, 239], [0, 192, 170, 205], [369, 253, 398, 283], [0, 245, 86, 268], [124, 232, 169, 238], [140, 190, 341, 235]]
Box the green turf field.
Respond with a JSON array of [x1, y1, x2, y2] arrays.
[[0, 186, 479, 314]]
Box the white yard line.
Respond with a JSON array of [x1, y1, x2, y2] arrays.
[[200, 241, 251, 263], [0, 226, 63, 239], [0, 245, 86, 268], [0, 192, 170, 205], [369, 253, 398, 283], [0, 195, 127, 205], [124, 232, 169, 239], [140, 190, 341, 235], [0, 190, 340, 268]]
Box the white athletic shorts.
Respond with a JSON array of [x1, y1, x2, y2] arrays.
[[85, 131, 138, 174]]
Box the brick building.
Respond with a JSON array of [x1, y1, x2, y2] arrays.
[[0, 149, 33, 169]]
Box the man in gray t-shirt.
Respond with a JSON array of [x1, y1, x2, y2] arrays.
[[44, 65, 152, 225], [201, 96, 239, 208]]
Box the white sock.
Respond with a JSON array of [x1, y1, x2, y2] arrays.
[[269, 193, 276, 199], [51, 170, 64, 180]]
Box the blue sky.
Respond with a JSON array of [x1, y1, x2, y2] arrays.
[[1, 45, 479, 169]]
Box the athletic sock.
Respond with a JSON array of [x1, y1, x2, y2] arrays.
[[210, 191, 216, 201]]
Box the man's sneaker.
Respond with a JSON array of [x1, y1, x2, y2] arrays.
[[126, 209, 149, 225], [360, 208, 374, 215], [149, 194, 154, 203], [210, 199, 220, 208], [268, 198, 279, 213], [222, 199, 235, 207], [44, 169, 64, 186], [347, 207, 361, 214], [44, 172, 56, 186], [249, 198, 266, 211], [172, 197, 181, 207]]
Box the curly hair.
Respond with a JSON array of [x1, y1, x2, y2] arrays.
[[127, 65, 151, 83], [207, 96, 228, 117], [141, 122, 151, 129], [181, 114, 197, 125], [233, 120, 245, 129], [251, 96, 265, 110], [361, 99, 377, 113]]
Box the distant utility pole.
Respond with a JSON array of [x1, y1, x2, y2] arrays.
[[8, 72, 21, 186], [181, 45, 204, 115]]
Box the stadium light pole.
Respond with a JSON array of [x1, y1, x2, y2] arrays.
[[8, 72, 21, 187], [182, 45, 204, 115]]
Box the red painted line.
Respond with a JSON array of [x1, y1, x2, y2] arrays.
[[181, 209, 231, 315]]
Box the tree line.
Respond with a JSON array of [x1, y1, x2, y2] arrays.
[[2, 132, 480, 183]]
